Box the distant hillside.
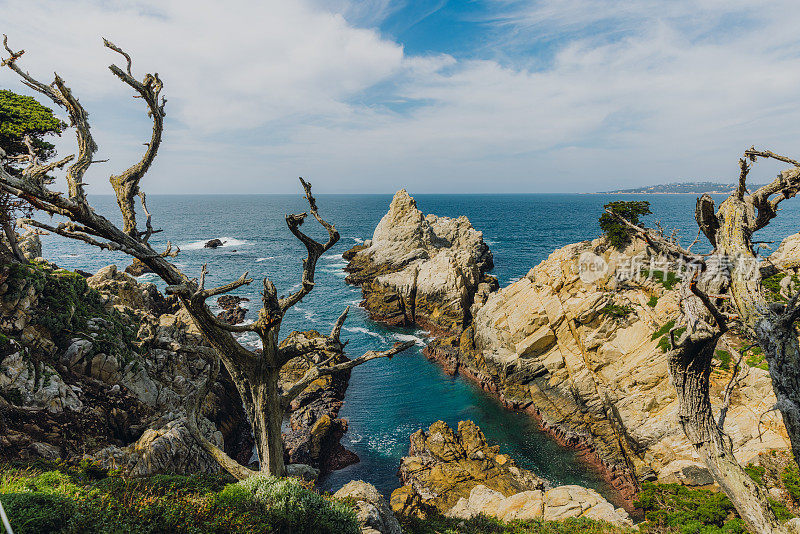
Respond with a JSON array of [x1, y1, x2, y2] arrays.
[[601, 181, 765, 194]]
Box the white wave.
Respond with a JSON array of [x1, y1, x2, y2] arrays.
[[322, 253, 344, 261], [352, 237, 363, 243], [235, 330, 262, 350], [255, 257, 275, 262], [59, 253, 79, 258], [484, 239, 499, 245], [344, 326, 387, 343], [347, 432, 363, 444], [180, 237, 252, 250], [392, 333, 427, 346], [509, 277, 520, 284]]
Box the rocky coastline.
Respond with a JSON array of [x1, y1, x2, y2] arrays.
[[344, 189, 792, 511], [0, 259, 356, 477]]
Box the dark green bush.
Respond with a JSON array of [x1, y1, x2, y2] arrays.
[[635, 483, 744, 533], [599, 200, 652, 249], [600, 303, 634, 319], [0, 492, 75, 534], [782, 464, 800, 504]]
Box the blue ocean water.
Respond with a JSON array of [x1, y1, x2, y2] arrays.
[[42, 193, 800, 501]]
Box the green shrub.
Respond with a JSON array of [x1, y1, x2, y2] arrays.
[[744, 465, 766, 485], [234, 474, 359, 534], [635, 483, 743, 533], [652, 320, 676, 340], [599, 200, 652, 249], [0, 492, 75, 534], [647, 295, 659, 308], [715, 350, 732, 371], [641, 269, 679, 290], [782, 464, 800, 503], [600, 303, 634, 319], [401, 512, 629, 533]]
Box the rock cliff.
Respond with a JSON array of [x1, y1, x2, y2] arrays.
[[344, 190, 495, 334], [425, 237, 789, 501]]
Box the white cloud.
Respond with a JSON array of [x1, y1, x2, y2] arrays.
[[2, 0, 800, 194]]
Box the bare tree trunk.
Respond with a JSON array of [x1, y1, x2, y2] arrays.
[[668, 318, 786, 533]]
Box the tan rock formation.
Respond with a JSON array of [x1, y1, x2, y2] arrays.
[[428, 237, 788, 499], [344, 190, 495, 333]]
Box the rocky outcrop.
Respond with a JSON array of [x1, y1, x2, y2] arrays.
[[446, 484, 632, 526], [427, 237, 789, 501], [344, 190, 495, 334], [390, 420, 632, 527], [280, 330, 358, 472], [205, 239, 223, 249], [390, 420, 545, 516], [216, 295, 248, 326], [0, 260, 250, 472], [124, 258, 153, 276], [334, 481, 402, 534]]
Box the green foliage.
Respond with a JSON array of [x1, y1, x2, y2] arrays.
[[230, 474, 359, 534], [647, 295, 659, 308], [0, 464, 358, 534], [715, 350, 732, 371], [0, 493, 75, 534], [744, 465, 766, 485], [599, 200, 652, 249], [600, 303, 635, 319], [742, 345, 768, 371], [635, 483, 745, 533], [4, 261, 139, 357], [782, 464, 800, 504], [401, 512, 629, 534], [652, 320, 681, 353], [652, 320, 676, 340], [641, 269, 679, 290], [0, 90, 64, 162], [761, 272, 800, 303]]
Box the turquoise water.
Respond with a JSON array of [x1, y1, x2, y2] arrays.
[[43, 193, 800, 499]]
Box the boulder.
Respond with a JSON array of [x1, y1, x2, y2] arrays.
[[125, 258, 153, 276], [204, 239, 223, 249], [333, 481, 402, 534], [445, 484, 632, 527]]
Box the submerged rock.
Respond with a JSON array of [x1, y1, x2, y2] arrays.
[[344, 190, 495, 334]]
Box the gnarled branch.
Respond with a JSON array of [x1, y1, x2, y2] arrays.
[[104, 38, 166, 237], [279, 177, 339, 312], [281, 340, 414, 408]]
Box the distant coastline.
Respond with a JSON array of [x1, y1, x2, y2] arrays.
[[600, 181, 766, 195]]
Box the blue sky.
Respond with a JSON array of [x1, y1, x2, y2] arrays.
[[2, 0, 800, 194]]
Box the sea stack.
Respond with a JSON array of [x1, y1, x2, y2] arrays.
[[343, 189, 496, 334]]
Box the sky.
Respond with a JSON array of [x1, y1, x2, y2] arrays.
[[2, 0, 800, 194]]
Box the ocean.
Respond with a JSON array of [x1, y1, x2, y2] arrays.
[[41, 193, 800, 501]]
